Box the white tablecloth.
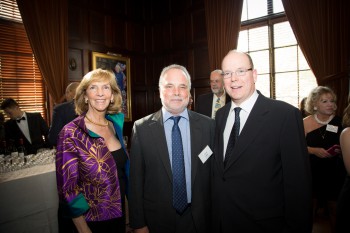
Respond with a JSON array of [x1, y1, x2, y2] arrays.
[[0, 163, 58, 233]]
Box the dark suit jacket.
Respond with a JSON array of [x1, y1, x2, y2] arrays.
[[129, 109, 215, 233], [48, 100, 77, 146], [212, 93, 312, 233], [195, 92, 230, 118], [4, 112, 49, 154]]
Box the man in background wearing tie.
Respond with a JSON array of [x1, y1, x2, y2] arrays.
[[129, 64, 215, 233], [195, 69, 229, 119], [1, 98, 49, 154], [212, 50, 312, 233]]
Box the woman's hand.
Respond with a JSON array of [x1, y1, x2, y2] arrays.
[[72, 216, 92, 233], [309, 147, 332, 158], [134, 226, 149, 233]]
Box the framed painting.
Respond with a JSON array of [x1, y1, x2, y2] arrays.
[[92, 52, 132, 121]]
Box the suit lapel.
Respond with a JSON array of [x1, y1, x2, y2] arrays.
[[225, 93, 231, 104], [189, 111, 200, 188], [150, 110, 173, 182], [224, 95, 269, 170], [10, 119, 28, 143], [26, 113, 34, 142], [215, 103, 231, 173]]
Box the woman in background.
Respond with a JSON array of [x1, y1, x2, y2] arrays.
[[336, 100, 350, 232], [56, 68, 129, 233], [303, 86, 345, 232]]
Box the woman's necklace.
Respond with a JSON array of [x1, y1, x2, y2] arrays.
[[314, 114, 334, 125], [318, 127, 327, 139], [85, 115, 109, 127]]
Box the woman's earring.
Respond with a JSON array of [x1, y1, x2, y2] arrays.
[[85, 99, 88, 104], [314, 107, 317, 111], [110, 99, 114, 104]]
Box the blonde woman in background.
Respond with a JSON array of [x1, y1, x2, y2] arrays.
[[303, 86, 345, 232]]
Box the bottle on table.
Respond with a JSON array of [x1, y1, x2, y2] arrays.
[[9, 139, 18, 157], [2, 140, 11, 166], [0, 140, 6, 157], [18, 138, 26, 157], [2, 140, 11, 157]]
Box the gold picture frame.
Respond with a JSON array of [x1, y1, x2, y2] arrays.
[[92, 52, 132, 121]]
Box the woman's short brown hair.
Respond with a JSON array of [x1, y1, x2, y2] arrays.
[[75, 68, 122, 115]]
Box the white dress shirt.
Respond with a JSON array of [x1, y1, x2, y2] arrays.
[[223, 91, 259, 158], [16, 112, 32, 144]]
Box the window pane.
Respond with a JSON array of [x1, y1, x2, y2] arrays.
[[237, 30, 248, 52], [275, 46, 297, 72], [298, 46, 310, 70], [274, 21, 297, 47], [273, 0, 284, 13], [256, 74, 270, 97], [0, 0, 22, 22], [299, 70, 318, 98], [241, 0, 268, 21], [247, 26, 269, 51], [275, 72, 299, 107], [250, 50, 270, 74], [241, 0, 248, 21]]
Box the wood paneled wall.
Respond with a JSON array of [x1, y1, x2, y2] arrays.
[[68, 0, 213, 138]]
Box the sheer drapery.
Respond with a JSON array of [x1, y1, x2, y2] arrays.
[[282, 0, 350, 115], [204, 0, 244, 71], [16, 0, 68, 104]]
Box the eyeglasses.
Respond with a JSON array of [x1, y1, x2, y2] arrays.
[[221, 68, 253, 79]]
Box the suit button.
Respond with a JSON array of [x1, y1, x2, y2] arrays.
[[222, 177, 226, 182]]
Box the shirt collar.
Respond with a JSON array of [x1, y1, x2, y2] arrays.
[[230, 90, 259, 113], [16, 112, 27, 122], [162, 107, 189, 123]]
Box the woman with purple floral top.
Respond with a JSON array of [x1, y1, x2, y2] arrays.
[[56, 68, 129, 233]]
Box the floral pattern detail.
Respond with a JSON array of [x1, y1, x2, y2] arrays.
[[56, 113, 127, 221]]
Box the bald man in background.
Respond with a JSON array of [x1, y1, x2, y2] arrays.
[[48, 82, 79, 146]]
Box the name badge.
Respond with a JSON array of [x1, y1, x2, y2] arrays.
[[198, 145, 213, 164], [326, 124, 338, 133]]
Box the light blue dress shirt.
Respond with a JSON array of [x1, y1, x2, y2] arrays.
[[162, 107, 192, 203]]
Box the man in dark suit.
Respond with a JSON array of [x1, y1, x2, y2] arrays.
[[129, 64, 215, 233], [212, 50, 312, 233], [195, 69, 230, 118], [1, 98, 49, 154], [48, 82, 79, 146]]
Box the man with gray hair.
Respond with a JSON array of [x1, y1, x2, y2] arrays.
[[129, 64, 215, 233], [195, 69, 230, 119]]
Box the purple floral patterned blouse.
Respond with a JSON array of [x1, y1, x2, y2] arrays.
[[55, 112, 128, 222]]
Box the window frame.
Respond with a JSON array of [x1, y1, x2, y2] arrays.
[[238, 0, 317, 108]]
